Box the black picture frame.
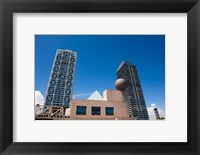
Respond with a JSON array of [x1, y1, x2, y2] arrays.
[[0, 0, 200, 154]]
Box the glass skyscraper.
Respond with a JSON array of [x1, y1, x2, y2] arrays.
[[117, 61, 149, 120], [44, 49, 77, 108]]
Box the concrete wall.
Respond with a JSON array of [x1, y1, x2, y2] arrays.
[[70, 90, 134, 120]]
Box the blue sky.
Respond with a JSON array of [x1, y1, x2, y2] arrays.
[[35, 35, 165, 109]]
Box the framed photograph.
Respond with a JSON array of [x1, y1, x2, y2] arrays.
[[34, 34, 165, 121], [0, 0, 200, 154]]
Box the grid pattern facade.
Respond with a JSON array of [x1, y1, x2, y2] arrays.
[[45, 49, 77, 107], [117, 61, 149, 120]]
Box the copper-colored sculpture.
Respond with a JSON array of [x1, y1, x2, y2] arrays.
[[115, 78, 128, 91]]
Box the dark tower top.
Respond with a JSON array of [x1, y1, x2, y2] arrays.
[[154, 108, 160, 119]]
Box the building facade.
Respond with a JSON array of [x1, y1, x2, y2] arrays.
[[44, 49, 77, 108], [117, 61, 149, 120], [69, 90, 134, 120]]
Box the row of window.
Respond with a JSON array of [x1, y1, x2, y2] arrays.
[[76, 106, 114, 115]]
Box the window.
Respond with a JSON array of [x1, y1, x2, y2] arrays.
[[105, 107, 114, 115], [92, 107, 101, 115], [76, 106, 86, 115]]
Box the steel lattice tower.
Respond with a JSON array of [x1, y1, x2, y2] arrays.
[[44, 49, 77, 108]]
